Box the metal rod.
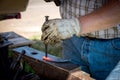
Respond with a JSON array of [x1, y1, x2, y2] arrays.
[[44, 16, 49, 57], [45, 44, 48, 57]]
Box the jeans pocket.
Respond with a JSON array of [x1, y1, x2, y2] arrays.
[[111, 38, 120, 50]]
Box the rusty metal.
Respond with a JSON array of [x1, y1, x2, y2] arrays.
[[10, 50, 26, 70], [12, 46, 81, 80]]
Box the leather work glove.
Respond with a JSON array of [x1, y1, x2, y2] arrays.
[[67, 67, 95, 80], [41, 18, 81, 45], [69, 71, 95, 80]]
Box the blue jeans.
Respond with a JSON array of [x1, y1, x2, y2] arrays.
[[62, 35, 120, 80], [105, 61, 120, 80]]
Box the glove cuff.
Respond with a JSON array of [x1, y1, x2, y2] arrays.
[[72, 18, 81, 37]]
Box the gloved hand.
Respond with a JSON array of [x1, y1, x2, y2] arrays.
[[41, 18, 81, 45], [68, 67, 95, 80], [69, 71, 95, 80]]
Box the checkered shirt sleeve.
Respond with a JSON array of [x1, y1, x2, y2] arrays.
[[59, 0, 120, 39]]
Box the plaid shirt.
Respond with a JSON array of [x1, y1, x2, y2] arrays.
[[59, 0, 120, 39]]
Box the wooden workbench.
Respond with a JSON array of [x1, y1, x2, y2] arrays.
[[12, 46, 94, 80]]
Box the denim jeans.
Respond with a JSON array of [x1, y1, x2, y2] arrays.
[[62, 35, 120, 80], [105, 61, 120, 80]]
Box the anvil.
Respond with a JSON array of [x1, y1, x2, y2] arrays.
[[12, 46, 92, 80]]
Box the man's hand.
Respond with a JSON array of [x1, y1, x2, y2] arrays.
[[41, 18, 81, 45]]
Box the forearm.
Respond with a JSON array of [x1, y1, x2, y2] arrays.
[[80, 0, 120, 34]]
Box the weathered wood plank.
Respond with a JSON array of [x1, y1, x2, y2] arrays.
[[12, 46, 94, 80]]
